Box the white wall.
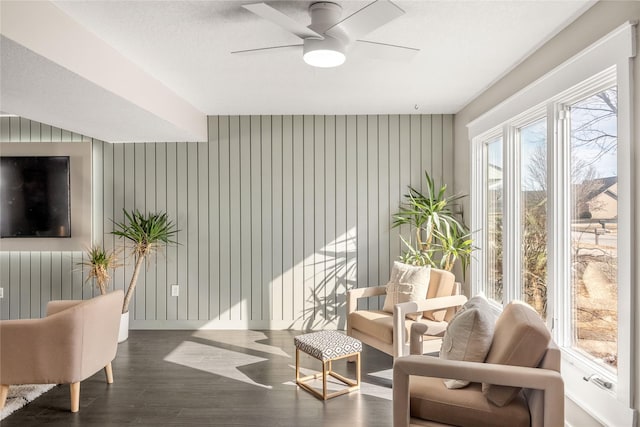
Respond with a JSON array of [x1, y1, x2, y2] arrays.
[[453, 0, 640, 422], [1, 114, 454, 330]]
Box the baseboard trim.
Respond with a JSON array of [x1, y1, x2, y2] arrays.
[[130, 319, 344, 331]]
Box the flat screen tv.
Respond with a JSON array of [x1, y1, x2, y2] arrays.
[[0, 156, 71, 238]]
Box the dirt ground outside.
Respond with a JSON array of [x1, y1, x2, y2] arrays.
[[572, 221, 618, 370]]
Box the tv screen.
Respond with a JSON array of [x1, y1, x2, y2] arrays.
[[0, 156, 71, 238]]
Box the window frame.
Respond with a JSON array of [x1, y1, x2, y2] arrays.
[[468, 22, 636, 425]]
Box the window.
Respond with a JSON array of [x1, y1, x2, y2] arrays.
[[485, 136, 503, 304], [519, 118, 548, 319], [469, 23, 635, 425], [568, 88, 618, 373]]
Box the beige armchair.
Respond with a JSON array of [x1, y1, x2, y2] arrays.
[[0, 290, 124, 413], [393, 301, 564, 427], [347, 268, 467, 358]]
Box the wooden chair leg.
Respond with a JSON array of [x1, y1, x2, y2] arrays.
[[70, 382, 80, 413], [104, 363, 114, 384], [0, 384, 9, 409]]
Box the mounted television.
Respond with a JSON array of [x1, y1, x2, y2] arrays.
[[0, 156, 71, 238]]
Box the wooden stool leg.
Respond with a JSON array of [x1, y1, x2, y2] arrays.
[[104, 363, 114, 384], [322, 361, 328, 400], [0, 384, 9, 409], [296, 348, 300, 382], [70, 382, 80, 413], [356, 352, 361, 385]]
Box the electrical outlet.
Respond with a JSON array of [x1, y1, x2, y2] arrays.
[[171, 285, 179, 297], [0, 287, 3, 299]]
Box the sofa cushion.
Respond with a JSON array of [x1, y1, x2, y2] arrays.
[[410, 376, 530, 427], [383, 262, 431, 320], [440, 294, 497, 389], [424, 269, 455, 322], [482, 301, 551, 407], [349, 310, 447, 344]]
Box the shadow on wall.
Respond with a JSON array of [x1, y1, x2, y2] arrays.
[[290, 233, 358, 331]]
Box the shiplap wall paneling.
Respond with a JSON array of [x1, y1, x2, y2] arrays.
[[0, 117, 103, 320], [145, 143, 158, 320], [229, 116, 242, 321], [217, 117, 231, 321], [431, 115, 444, 193], [302, 115, 314, 325], [165, 142, 179, 321], [197, 140, 209, 320], [388, 115, 401, 277], [367, 116, 380, 310], [240, 116, 251, 321], [324, 116, 336, 323], [291, 116, 305, 324], [377, 115, 390, 310], [187, 142, 200, 320], [155, 142, 168, 321], [1, 115, 454, 328], [344, 116, 357, 313], [327, 116, 350, 327], [133, 143, 147, 320], [281, 115, 294, 322], [250, 115, 262, 321], [0, 253, 9, 318], [260, 116, 273, 321], [207, 118, 220, 321], [271, 116, 283, 322], [313, 115, 325, 322]]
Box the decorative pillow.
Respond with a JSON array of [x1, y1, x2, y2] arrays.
[[482, 301, 551, 407], [382, 262, 430, 321], [423, 269, 455, 322], [440, 294, 497, 389]]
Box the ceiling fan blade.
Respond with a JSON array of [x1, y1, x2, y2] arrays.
[[352, 40, 419, 62], [325, 0, 404, 42], [242, 3, 323, 40], [231, 44, 303, 55]]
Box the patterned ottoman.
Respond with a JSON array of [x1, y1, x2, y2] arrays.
[[294, 330, 362, 400]]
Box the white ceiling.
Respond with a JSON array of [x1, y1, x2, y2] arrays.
[[0, 0, 594, 142]]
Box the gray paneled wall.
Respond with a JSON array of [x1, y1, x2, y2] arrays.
[[0, 115, 454, 329], [0, 117, 103, 321]]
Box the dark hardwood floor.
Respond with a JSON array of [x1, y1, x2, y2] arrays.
[[2, 330, 394, 426]]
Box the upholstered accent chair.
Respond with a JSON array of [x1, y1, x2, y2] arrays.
[[0, 290, 124, 413], [347, 268, 467, 358], [393, 301, 564, 427]]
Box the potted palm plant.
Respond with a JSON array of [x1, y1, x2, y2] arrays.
[[79, 245, 121, 295], [393, 171, 475, 275], [112, 209, 178, 341]]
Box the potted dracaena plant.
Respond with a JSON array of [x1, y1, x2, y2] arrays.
[[112, 209, 178, 341], [79, 245, 121, 295], [392, 171, 475, 276]]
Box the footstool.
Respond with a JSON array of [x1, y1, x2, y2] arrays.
[[294, 330, 362, 400]]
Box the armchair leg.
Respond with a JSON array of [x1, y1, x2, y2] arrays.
[[104, 363, 114, 384], [70, 382, 80, 413], [0, 384, 9, 409]]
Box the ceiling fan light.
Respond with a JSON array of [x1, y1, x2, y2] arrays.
[[303, 49, 345, 68], [303, 37, 346, 68]]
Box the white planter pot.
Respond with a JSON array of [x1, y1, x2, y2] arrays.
[[118, 311, 129, 343]]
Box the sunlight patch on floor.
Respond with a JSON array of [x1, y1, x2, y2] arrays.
[[190, 330, 291, 358], [164, 341, 273, 389]]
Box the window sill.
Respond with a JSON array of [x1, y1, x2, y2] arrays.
[[561, 351, 634, 427]]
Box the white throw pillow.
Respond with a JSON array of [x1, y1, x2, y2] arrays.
[[440, 294, 497, 389], [382, 262, 430, 321]]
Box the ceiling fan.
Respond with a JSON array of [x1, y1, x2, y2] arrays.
[[232, 0, 419, 68]]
